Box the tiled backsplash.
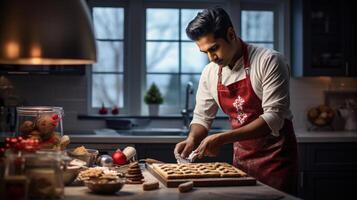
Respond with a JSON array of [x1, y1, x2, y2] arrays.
[[1, 75, 357, 132]]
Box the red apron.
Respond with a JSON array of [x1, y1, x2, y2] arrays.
[[217, 41, 298, 194]]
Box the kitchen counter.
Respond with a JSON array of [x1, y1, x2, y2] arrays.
[[1, 129, 357, 143], [70, 129, 357, 143], [294, 130, 357, 143], [64, 167, 301, 200]]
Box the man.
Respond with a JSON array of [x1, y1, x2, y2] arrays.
[[174, 7, 298, 194]]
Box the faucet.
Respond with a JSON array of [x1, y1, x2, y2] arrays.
[[181, 82, 194, 130]]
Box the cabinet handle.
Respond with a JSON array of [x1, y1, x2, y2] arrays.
[[345, 62, 350, 76], [300, 172, 304, 188]]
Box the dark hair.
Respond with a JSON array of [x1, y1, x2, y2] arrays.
[[186, 7, 233, 41]]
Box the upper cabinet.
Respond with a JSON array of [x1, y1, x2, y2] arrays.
[[291, 0, 356, 77]]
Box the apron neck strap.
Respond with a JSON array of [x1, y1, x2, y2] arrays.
[[241, 39, 250, 75]]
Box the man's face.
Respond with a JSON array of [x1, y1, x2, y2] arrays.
[[196, 32, 236, 67]]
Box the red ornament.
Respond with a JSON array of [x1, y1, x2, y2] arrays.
[[111, 106, 119, 115], [99, 103, 108, 115], [112, 150, 127, 165]]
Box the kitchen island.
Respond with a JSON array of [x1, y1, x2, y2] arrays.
[[65, 167, 301, 200]]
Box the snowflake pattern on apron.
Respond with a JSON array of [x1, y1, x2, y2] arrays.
[[233, 96, 247, 124]]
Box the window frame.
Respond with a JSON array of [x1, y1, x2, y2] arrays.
[[240, 0, 290, 58], [142, 1, 227, 115], [144, 8, 211, 114], [86, 0, 290, 116], [87, 0, 129, 115]]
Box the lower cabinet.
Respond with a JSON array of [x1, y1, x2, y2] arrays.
[[300, 171, 357, 200], [298, 143, 357, 200]]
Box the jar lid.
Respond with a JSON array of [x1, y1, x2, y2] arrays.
[[16, 106, 64, 116]]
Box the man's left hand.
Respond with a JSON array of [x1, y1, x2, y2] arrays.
[[194, 133, 224, 159]]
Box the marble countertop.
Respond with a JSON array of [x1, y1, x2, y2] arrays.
[[64, 166, 301, 200]]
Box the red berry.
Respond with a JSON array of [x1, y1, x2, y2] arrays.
[[0, 148, 5, 157], [33, 139, 39, 145], [10, 138, 18, 144]]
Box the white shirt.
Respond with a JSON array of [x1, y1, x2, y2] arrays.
[[190, 44, 293, 136]]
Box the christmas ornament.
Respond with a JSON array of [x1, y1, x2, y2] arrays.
[[112, 150, 127, 165]]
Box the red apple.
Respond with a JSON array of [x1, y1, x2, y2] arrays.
[[111, 106, 119, 115], [99, 103, 108, 115], [112, 150, 127, 165]]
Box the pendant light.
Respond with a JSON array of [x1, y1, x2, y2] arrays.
[[0, 0, 96, 65]]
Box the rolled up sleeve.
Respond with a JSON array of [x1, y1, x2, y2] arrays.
[[260, 53, 291, 136], [190, 67, 219, 130]]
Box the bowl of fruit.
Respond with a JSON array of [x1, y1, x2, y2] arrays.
[[307, 105, 335, 127]]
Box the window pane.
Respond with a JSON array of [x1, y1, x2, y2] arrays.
[[250, 42, 274, 49], [181, 9, 201, 41], [181, 42, 208, 73], [241, 11, 274, 42], [147, 75, 179, 106], [146, 42, 179, 72], [181, 75, 200, 108], [93, 41, 124, 72], [146, 9, 179, 40], [93, 8, 124, 39], [92, 74, 123, 107]]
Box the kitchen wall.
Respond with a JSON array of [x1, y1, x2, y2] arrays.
[[1, 75, 357, 133]]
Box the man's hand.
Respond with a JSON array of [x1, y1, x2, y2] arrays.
[[194, 133, 224, 159], [174, 137, 196, 159], [174, 123, 208, 161]]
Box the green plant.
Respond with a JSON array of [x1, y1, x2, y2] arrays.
[[144, 83, 164, 104]]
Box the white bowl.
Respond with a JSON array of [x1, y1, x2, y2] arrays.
[[66, 149, 99, 166], [63, 166, 81, 185]]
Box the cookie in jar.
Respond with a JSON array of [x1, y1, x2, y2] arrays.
[[16, 106, 66, 150]]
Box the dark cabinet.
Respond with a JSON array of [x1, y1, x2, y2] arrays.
[[298, 143, 357, 200], [291, 0, 356, 77]]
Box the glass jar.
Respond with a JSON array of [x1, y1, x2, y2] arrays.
[[3, 152, 28, 200], [16, 106, 64, 151], [24, 151, 66, 199]]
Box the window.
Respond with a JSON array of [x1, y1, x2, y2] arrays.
[[91, 7, 125, 109], [240, 0, 287, 52], [86, 0, 289, 115], [241, 10, 275, 49], [145, 8, 208, 112]]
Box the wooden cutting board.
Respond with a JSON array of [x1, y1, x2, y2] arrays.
[[146, 163, 256, 188]]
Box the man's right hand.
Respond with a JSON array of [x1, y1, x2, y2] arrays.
[[174, 124, 209, 160], [174, 137, 196, 159]]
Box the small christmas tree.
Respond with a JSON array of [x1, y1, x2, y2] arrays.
[[144, 83, 164, 104]]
